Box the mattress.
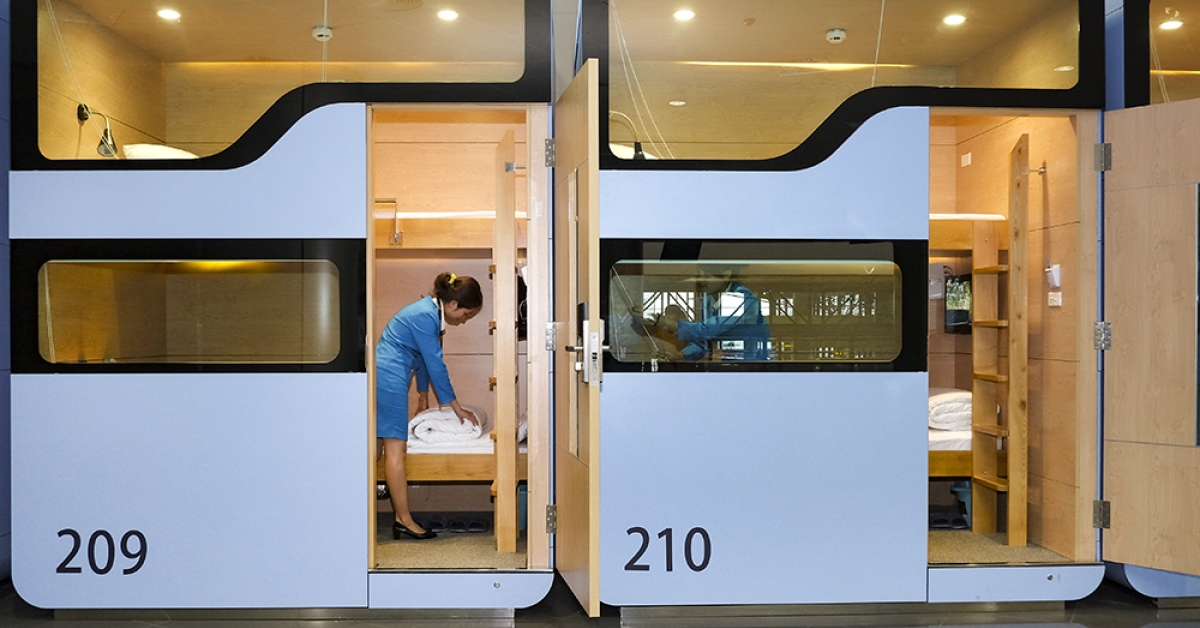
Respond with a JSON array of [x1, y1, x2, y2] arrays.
[[928, 429, 972, 451]]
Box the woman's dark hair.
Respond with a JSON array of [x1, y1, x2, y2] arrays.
[[434, 272, 483, 310]]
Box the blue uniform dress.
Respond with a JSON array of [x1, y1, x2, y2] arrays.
[[675, 281, 771, 361], [375, 296, 457, 440]]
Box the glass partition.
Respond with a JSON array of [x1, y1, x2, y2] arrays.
[[1149, 0, 1200, 104], [608, 260, 902, 364], [607, 0, 1081, 160], [37, 0, 525, 159], [38, 260, 341, 364]]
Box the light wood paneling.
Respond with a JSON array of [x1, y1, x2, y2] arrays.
[[1071, 112, 1099, 563], [1106, 185, 1198, 446], [1106, 99, 1200, 191], [1027, 359, 1078, 487], [1105, 441, 1200, 574], [930, 116, 958, 216], [956, 1, 1079, 92], [1027, 224, 1081, 362], [523, 105, 553, 570], [1026, 476, 1077, 559]]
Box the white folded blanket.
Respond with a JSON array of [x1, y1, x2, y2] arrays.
[[928, 388, 972, 431], [409, 406, 490, 444]]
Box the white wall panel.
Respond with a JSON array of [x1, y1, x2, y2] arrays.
[[10, 103, 367, 240]]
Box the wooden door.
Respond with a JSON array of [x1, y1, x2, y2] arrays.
[[1103, 98, 1200, 576], [552, 59, 602, 616]]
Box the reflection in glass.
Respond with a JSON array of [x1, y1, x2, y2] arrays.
[[609, 260, 902, 363], [1150, 0, 1200, 104], [38, 260, 341, 364], [608, 0, 1080, 160], [38, 0, 526, 159]]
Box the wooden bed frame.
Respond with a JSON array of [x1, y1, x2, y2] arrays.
[[929, 450, 971, 477]]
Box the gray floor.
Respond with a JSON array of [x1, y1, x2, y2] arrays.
[[4, 574, 1200, 627]]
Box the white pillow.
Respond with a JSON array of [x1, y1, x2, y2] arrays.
[[122, 143, 200, 159], [928, 388, 973, 431]]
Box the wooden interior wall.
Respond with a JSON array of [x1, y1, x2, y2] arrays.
[[928, 115, 974, 390], [956, 0, 1079, 91], [37, 0, 166, 160], [946, 113, 1091, 559]]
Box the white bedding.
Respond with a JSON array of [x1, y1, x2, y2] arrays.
[[928, 429, 972, 451], [928, 388, 972, 431], [406, 406, 529, 455]]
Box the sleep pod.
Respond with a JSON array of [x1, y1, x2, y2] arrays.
[[9, 0, 557, 613], [546, 0, 1190, 616]]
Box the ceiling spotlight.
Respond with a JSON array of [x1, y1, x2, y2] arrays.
[[1054, 65, 1076, 72], [668, 100, 686, 107], [438, 9, 458, 20], [943, 15, 966, 25], [157, 9, 180, 20], [674, 10, 695, 21], [1161, 19, 1183, 29]]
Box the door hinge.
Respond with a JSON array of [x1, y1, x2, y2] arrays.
[[1093, 500, 1111, 529], [546, 504, 558, 533], [545, 138, 556, 167], [545, 322, 559, 351], [1094, 143, 1112, 172], [1094, 321, 1112, 351]]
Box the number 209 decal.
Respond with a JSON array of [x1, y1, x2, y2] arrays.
[[57, 529, 148, 575]]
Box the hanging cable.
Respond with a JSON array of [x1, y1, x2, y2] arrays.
[[611, 1, 675, 158], [871, 0, 887, 88]]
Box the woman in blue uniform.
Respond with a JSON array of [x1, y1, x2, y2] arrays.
[[376, 272, 482, 540]]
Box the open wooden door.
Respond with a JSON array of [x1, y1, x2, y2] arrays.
[[552, 59, 602, 616], [1103, 98, 1200, 576]]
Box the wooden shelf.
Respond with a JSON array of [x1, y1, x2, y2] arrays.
[[972, 372, 1010, 383], [972, 475, 1009, 492], [973, 424, 1009, 437], [973, 320, 1009, 328], [975, 265, 1009, 275]]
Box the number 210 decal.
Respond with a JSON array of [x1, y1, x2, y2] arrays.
[[624, 526, 711, 572]]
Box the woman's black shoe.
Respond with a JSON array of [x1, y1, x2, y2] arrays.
[[393, 521, 437, 540]]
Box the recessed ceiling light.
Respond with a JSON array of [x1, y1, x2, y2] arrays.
[[669, 100, 686, 107], [438, 9, 458, 20], [157, 9, 180, 20], [674, 10, 695, 21], [1161, 19, 1183, 29], [943, 15, 966, 25], [1054, 65, 1076, 72]]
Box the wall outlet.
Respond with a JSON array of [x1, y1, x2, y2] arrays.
[[1048, 291, 1063, 307]]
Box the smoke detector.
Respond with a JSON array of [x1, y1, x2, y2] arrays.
[[826, 28, 846, 44], [313, 26, 333, 42]]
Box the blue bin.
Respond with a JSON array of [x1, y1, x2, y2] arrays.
[[951, 480, 972, 524]]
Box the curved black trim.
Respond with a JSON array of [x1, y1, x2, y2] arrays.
[[11, 239, 367, 373], [1123, 0, 1151, 108], [598, 238, 928, 374], [583, 0, 1105, 172], [11, 0, 553, 171]]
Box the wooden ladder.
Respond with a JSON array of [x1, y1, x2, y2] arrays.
[[969, 135, 1029, 547]]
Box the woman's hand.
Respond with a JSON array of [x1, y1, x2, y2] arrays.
[[449, 400, 479, 427]]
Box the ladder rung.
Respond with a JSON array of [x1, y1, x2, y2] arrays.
[[974, 265, 1009, 275], [973, 320, 1009, 328], [973, 424, 1008, 437], [973, 476, 1009, 492], [972, 372, 1010, 383]]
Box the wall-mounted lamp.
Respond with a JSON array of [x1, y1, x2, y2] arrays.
[[608, 110, 645, 160], [77, 104, 117, 157]]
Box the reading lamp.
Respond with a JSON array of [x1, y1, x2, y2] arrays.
[[77, 104, 117, 157], [608, 110, 646, 159]]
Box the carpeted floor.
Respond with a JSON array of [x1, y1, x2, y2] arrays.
[[375, 511, 528, 570], [928, 530, 1072, 564]]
